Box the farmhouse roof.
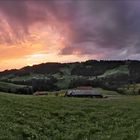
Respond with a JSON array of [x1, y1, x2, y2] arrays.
[[67, 89, 101, 96]]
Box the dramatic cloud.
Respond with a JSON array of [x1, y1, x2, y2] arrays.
[[0, 0, 140, 70]]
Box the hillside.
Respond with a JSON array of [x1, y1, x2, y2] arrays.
[[0, 93, 140, 139], [0, 81, 33, 94], [0, 60, 140, 94], [98, 65, 129, 78]]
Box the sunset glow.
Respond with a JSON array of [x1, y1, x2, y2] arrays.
[[0, 0, 140, 71]]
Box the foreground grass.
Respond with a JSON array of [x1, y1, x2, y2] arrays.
[[0, 93, 140, 140]]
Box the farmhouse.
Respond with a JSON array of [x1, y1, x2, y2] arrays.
[[65, 87, 103, 98]]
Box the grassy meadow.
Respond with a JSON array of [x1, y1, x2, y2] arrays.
[[0, 92, 140, 140]]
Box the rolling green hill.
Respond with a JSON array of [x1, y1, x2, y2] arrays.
[[0, 60, 139, 94], [0, 81, 33, 94], [0, 93, 140, 139], [98, 65, 129, 78]]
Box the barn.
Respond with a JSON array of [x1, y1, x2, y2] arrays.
[[65, 87, 103, 98]]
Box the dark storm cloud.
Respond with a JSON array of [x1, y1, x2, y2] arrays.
[[0, 0, 140, 59], [0, 0, 28, 27], [60, 0, 140, 59]]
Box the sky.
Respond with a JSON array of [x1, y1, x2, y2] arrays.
[[0, 0, 140, 71]]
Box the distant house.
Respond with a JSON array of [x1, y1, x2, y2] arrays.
[[65, 88, 103, 98], [33, 91, 48, 96]]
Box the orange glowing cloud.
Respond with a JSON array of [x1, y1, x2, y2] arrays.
[[0, 19, 79, 70]]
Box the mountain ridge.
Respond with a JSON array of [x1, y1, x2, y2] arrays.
[[0, 60, 139, 75]]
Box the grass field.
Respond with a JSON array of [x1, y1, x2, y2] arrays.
[[0, 93, 140, 140]]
